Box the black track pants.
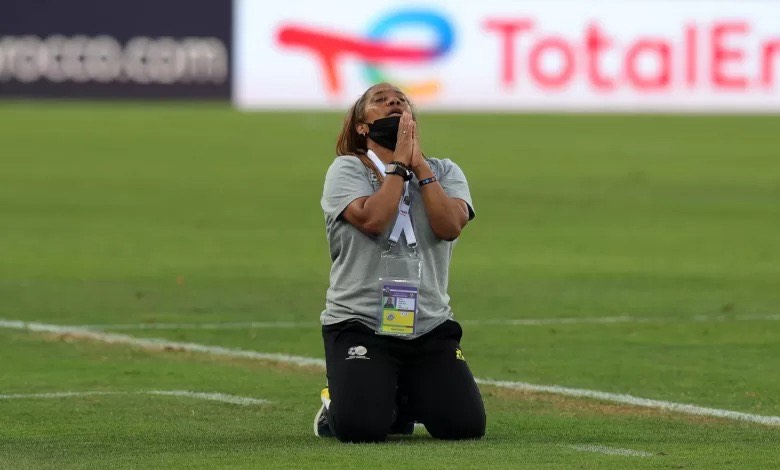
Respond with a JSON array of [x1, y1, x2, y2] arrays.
[[322, 319, 486, 443]]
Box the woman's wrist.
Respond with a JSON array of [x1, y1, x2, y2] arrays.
[[412, 160, 434, 180], [390, 160, 411, 171]]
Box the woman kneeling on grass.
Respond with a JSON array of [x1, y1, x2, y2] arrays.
[[315, 82, 486, 443]]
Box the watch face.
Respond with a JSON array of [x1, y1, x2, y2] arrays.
[[385, 164, 397, 173]]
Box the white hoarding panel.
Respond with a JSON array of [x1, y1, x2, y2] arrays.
[[234, 0, 780, 111]]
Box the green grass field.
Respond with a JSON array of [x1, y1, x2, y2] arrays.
[[1, 102, 779, 468]]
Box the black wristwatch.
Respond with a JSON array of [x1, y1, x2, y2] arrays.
[[385, 163, 412, 181]]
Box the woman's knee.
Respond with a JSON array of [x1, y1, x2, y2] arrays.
[[424, 409, 486, 440], [427, 420, 485, 440], [329, 403, 394, 443]]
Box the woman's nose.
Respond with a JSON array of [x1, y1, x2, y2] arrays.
[[387, 96, 401, 106]]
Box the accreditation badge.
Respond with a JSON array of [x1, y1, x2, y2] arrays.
[[377, 247, 421, 336]]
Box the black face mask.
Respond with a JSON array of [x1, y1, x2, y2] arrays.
[[366, 115, 401, 151]]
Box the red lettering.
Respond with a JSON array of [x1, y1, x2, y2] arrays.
[[711, 22, 748, 89], [761, 41, 780, 87], [483, 18, 774, 94], [529, 37, 575, 88], [484, 19, 534, 88], [685, 24, 697, 87], [585, 23, 615, 91], [277, 27, 430, 95], [625, 39, 671, 90]]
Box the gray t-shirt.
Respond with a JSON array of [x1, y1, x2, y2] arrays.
[[320, 155, 475, 339]]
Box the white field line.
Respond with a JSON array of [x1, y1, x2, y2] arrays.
[[81, 321, 306, 330], [145, 390, 269, 406], [78, 313, 780, 331], [2, 318, 780, 427], [0, 390, 269, 406], [568, 444, 655, 457], [475, 378, 780, 426], [0, 391, 114, 400], [467, 313, 780, 327], [0, 319, 325, 368]]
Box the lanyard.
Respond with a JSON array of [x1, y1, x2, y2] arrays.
[[365, 150, 417, 246]]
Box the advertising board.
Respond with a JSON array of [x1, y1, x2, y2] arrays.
[[0, 0, 231, 99], [234, 0, 780, 111]]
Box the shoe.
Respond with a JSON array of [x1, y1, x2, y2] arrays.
[[313, 387, 333, 437]]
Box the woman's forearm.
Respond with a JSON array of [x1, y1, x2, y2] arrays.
[[342, 174, 405, 236], [414, 163, 469, 241]]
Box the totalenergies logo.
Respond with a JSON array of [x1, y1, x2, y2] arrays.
[[276, 9, 454, 98]]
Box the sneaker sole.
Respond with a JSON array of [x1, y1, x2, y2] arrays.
[[313, 404, 327, 437]]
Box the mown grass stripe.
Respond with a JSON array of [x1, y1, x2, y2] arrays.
[[2, 318, 779, 427]]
